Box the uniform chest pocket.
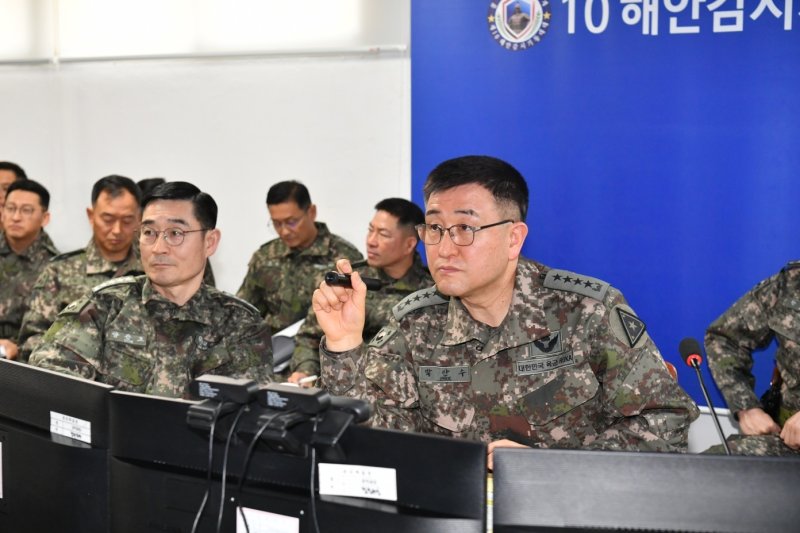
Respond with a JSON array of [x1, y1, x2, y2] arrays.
[[417, 380, 476, 433], [364, 351, 420, 409], [194, 345, 234, 375], [102, 340, 154, 388], [517, 365, 600, 427]]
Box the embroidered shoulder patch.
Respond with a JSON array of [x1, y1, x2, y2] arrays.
[[59, 296, 92, 315], [368, 326, 397, 348], [392, 287, 448, 320], [611, 304, 647, 348], [543, 269, 609, 301], [92, 275, 137, 293]]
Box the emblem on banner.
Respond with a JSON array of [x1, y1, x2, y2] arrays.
[[487, 0, 551, 51]]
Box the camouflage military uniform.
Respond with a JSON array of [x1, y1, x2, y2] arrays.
[[0, 230, 59, 340], [322, 258, 699, 451], [237, 222, 362, 333], [705, 261, 800, 456], [18, 238, 144, 360], [291, 252, 433, 377], [29, 275, 272, 398]]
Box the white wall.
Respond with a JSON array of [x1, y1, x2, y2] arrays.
[[0, 51, 411, 292]]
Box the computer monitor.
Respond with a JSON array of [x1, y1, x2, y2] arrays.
[[492, 448, 800, 532], [109, 390, 487, 533], [0, 359, 113, 532]]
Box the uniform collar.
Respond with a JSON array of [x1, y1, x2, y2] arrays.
[[439, 258, 550, 350], [0, 229, 57, 259], [85, 238, 141, 275], [141, 277, 216, 325], [277, 221, 332, 258]]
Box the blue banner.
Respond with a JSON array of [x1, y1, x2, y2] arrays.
[[411, 0, 800, 407]]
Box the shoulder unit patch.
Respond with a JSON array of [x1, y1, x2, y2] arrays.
[[611, 304, 647, 348], [368, 326, 397, 348]]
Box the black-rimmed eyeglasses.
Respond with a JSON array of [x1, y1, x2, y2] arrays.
[[414, 219, 513, 246]]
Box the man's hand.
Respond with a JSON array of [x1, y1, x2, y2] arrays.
[[312, 259, 366, 352], [487, 439, 530, 471], [780, 411, 800, 449], [737, 407, 781, 435], [287, 371, 318, 388], [0, 339, 19, 360]]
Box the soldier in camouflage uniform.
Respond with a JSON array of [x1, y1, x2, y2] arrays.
[[18, 175, 145, 361], [237, 180, 362, 336], [30, 182, 272, 398], [704, 262, 800, 456], [314, 156, 698, 468], [288, 198, 432, 384], [0, 180, 58, 359]]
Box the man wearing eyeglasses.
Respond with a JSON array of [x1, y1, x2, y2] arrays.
[[18, 175, 145, 360], [0, 180, 59, 360], [30, 182, 272, 398], [237, 180, 362, 338], [314, 155, 698, 468]]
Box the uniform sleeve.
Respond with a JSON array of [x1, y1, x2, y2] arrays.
[[220, 309, 274, 386], [236, 253, 270, 318], [290, 306, 322, 376], [18, 266, 62, 361], [584, 294, 699, 452], [320, 321, 424, 432], [705, 275, 777, 413], [28, 296, 104, 381]]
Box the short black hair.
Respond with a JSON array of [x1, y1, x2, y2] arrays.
[[91, 175, 142, 206], [266, 180, 312, 210], [137, 177, 166, 197], [142, 181, 218, 229], [6, 179, 50, 209], [374, 198, 425, 238], [423, 155, 529, 221], [0, 161, 28, 180]]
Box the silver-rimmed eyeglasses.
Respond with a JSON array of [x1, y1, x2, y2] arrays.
[[138, 227, 207, 246], [3, 204, 38, 217], [414, 219, 514, 246]]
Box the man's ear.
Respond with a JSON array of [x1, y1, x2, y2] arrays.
[[508, 222, 528, 260], [204, 228, 221, 257]]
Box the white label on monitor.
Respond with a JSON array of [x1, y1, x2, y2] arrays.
[[50, 411, 92, 444], [318, 463, 398, 502], [235, 507, 299, 533]]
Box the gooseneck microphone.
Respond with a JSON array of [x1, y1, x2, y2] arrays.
[[679, 337, 731, 455], [324, 271, 384, 291]]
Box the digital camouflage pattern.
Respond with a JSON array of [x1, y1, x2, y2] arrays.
[[18, 238, 144, 360], [705, 261, 800, 456], [291, 252, 433, 377], [703, 434, 800, 456], [29, 275, 272, 398], [322, 258, 699, 451], [237, 222, 362, 333], [0, 230, 59, 339]]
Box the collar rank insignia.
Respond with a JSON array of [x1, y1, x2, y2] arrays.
[[615, 306, 646, 348]]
